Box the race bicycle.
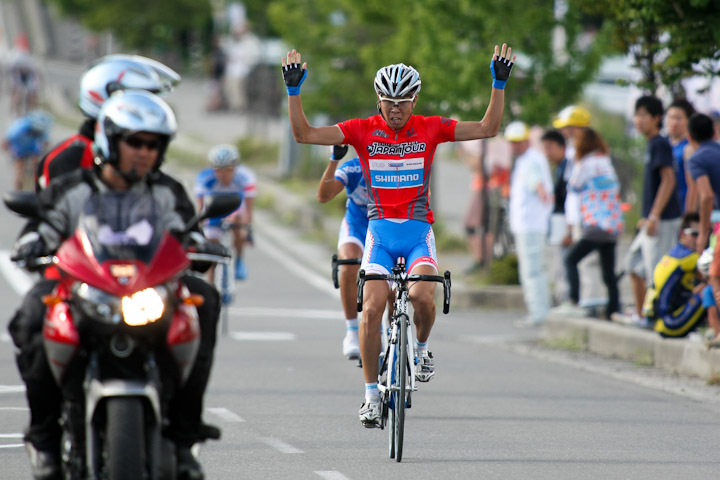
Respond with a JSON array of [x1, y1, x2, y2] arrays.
[[357, 258, 451, 462]]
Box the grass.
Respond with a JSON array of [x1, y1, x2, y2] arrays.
[[632, 348, 654, 367], [542, 334, 587, 352]]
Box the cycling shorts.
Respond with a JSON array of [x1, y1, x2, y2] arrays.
[[338, 214, 369, 250], [362, 219, 438, 275], [203, 209, 245, 240]]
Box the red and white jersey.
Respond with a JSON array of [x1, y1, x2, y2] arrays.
[[338, 114, 457, 223]]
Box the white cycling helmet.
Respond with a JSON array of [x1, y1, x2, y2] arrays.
[[95, 90, 177, 170], [208, 144, 240, 168], [79, 55, 180, 119], [27, 110, 53, 133], [374, 63, 421, 98]]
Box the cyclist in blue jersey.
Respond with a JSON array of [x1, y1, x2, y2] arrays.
[[195, 144, 255, 280], [3, 110, 53, 190], [318, 145, 369, 360]]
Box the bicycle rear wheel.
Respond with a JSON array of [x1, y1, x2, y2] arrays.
[[394, 316, 407, 462]]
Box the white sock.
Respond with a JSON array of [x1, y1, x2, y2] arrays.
[[415, 340, 428, 354], [346, 318, 358, 333], [365, 383, 379, 402]]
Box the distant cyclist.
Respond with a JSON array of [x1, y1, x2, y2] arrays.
[[8, 51, 41, 116], [282, 43, 515, 427], [318, 144, 369, 360], [3, 110, 52, 190], [195, 144, 256, 280]]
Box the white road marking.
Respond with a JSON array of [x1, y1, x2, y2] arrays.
[[228, 306, 344, 320], [0, 386, 25, 394], [230, 331, 296, 341], [0, 443, 24, 449], [1, 333, 10, 343], [315, 471, 352, 480], [260, 437, 303, 454], [0, 433, 23, 438], [256, 235, 339, 299], [0, 249, 34, 296], [0, 407, 28, 411], [206, 407, 245, 423]]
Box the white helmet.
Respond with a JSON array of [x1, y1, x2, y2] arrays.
[[208, 144, 239, 168], [697, 247, 714, 277], [79, 55, 180, 119], [374, 63, 421, 98], [95, 90, 177, 170], [27, 110, 53, 133]]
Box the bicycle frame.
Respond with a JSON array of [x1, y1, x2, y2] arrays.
[[357, 258, 451, 462]]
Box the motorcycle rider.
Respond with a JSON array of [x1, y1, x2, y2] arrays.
[[10, 90, 221, 479]]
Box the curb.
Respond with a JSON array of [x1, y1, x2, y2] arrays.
[[544, 314, 720, 382]]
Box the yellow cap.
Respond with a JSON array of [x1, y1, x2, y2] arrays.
[[504, 121, 529, 142], [552, 105, 591, 128]]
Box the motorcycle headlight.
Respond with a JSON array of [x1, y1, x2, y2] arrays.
[[74, 283, 123, 324], [121, 286, 169, 326]]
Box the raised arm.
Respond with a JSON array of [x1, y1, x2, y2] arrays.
[[455, 44, 516, 141], [282, 50, 345, 145]]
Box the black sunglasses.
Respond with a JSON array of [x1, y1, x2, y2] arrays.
[[122, 135, 161, 151], [682, 228, 699, 237]]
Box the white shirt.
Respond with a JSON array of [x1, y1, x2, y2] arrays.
[[509, 147, 554, 234]]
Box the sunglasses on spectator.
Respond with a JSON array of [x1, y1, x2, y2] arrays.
[[682, 228, 699, 237], [378, 94, 416, 108], [122, 135, 161, 151]]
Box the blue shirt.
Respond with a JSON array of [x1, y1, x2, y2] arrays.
[[687, 140, 720, 210], [671, 137, 689, 207], [334, 158, 369, 225], [4, 116, 46, 158], [642, 135, 681, 219]]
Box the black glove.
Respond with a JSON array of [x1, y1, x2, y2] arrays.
[[490, 55, 514, 90], [199, 242, 231, 258], [331, 145, 349, 162], [11, 234, 48, 271], [282, 62, 307, 96], [245, 224, 254, 246]]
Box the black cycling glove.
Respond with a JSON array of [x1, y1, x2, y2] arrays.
[[331, 145, 349, 162], [490, 55, 514, 90], [282, 63, 307, 96]]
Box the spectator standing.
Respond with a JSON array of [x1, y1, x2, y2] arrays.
[[506, 121, 554, 327], [618, 96, 682, 324], [665, 98, 695, 210], [206, 36, 227, 112], [541, 129, 570, 304], [562, 128, 624, 319], [224, 24, 261, 112], [686, 113, 720, 255], [458, 139, 491, 273]]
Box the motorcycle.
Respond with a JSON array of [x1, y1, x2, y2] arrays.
[[4, 190, 241, 480]]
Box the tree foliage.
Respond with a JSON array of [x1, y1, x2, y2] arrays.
[[574, 0, 720, 95], [44, 0, 212, 52], [266, 0, 605, 125]]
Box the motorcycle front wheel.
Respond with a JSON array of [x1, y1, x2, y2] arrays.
[[105, 397, 146, 479]]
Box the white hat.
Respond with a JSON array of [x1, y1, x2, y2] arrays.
[[504, 121, 529, 142]]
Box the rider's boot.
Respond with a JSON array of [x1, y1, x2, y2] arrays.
[[25, 441, 61, 480]]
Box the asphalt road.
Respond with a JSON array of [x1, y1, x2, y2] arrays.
[[0, 74, 719, 479]]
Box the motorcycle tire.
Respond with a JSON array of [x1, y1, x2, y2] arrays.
[[105, 397, 146, 479]]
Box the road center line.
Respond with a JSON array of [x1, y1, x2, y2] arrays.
[[0, 386, 25, 394], [0, 433, 23, 438], [260, 437, 303, 454], [230, 331, 296, 341], [206, 407, 245, 423], [228, 306, 344, 320], [0, 443, 24, 449], [315, 471, 352, 480]]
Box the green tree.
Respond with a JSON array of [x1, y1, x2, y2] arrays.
[[574, 0, 720, 95], [44, 0, 212, 54], [267, 0, 605, 125]]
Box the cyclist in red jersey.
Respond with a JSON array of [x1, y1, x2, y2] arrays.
[[282, 44, 516, 427]]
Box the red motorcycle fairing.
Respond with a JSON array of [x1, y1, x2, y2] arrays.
[[44, 282, 80, 384], [54, 229, 190, 297], [168, 285, 202, 383]]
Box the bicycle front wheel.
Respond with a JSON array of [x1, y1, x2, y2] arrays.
[[394, 317, 407, 462]]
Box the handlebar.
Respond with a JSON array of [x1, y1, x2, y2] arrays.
[[356, 268, 452, 314], [331, 254, 362, 289], [186, 252, 232, 264]]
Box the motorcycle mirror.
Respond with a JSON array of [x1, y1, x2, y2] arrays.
[[180, 193, 243, 235], [3, 191, 40, 218]]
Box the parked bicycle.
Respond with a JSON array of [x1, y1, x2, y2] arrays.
[[357, 258, 451, 462]]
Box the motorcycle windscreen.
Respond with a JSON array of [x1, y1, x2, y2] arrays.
[[78, 191, 168, 264]]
